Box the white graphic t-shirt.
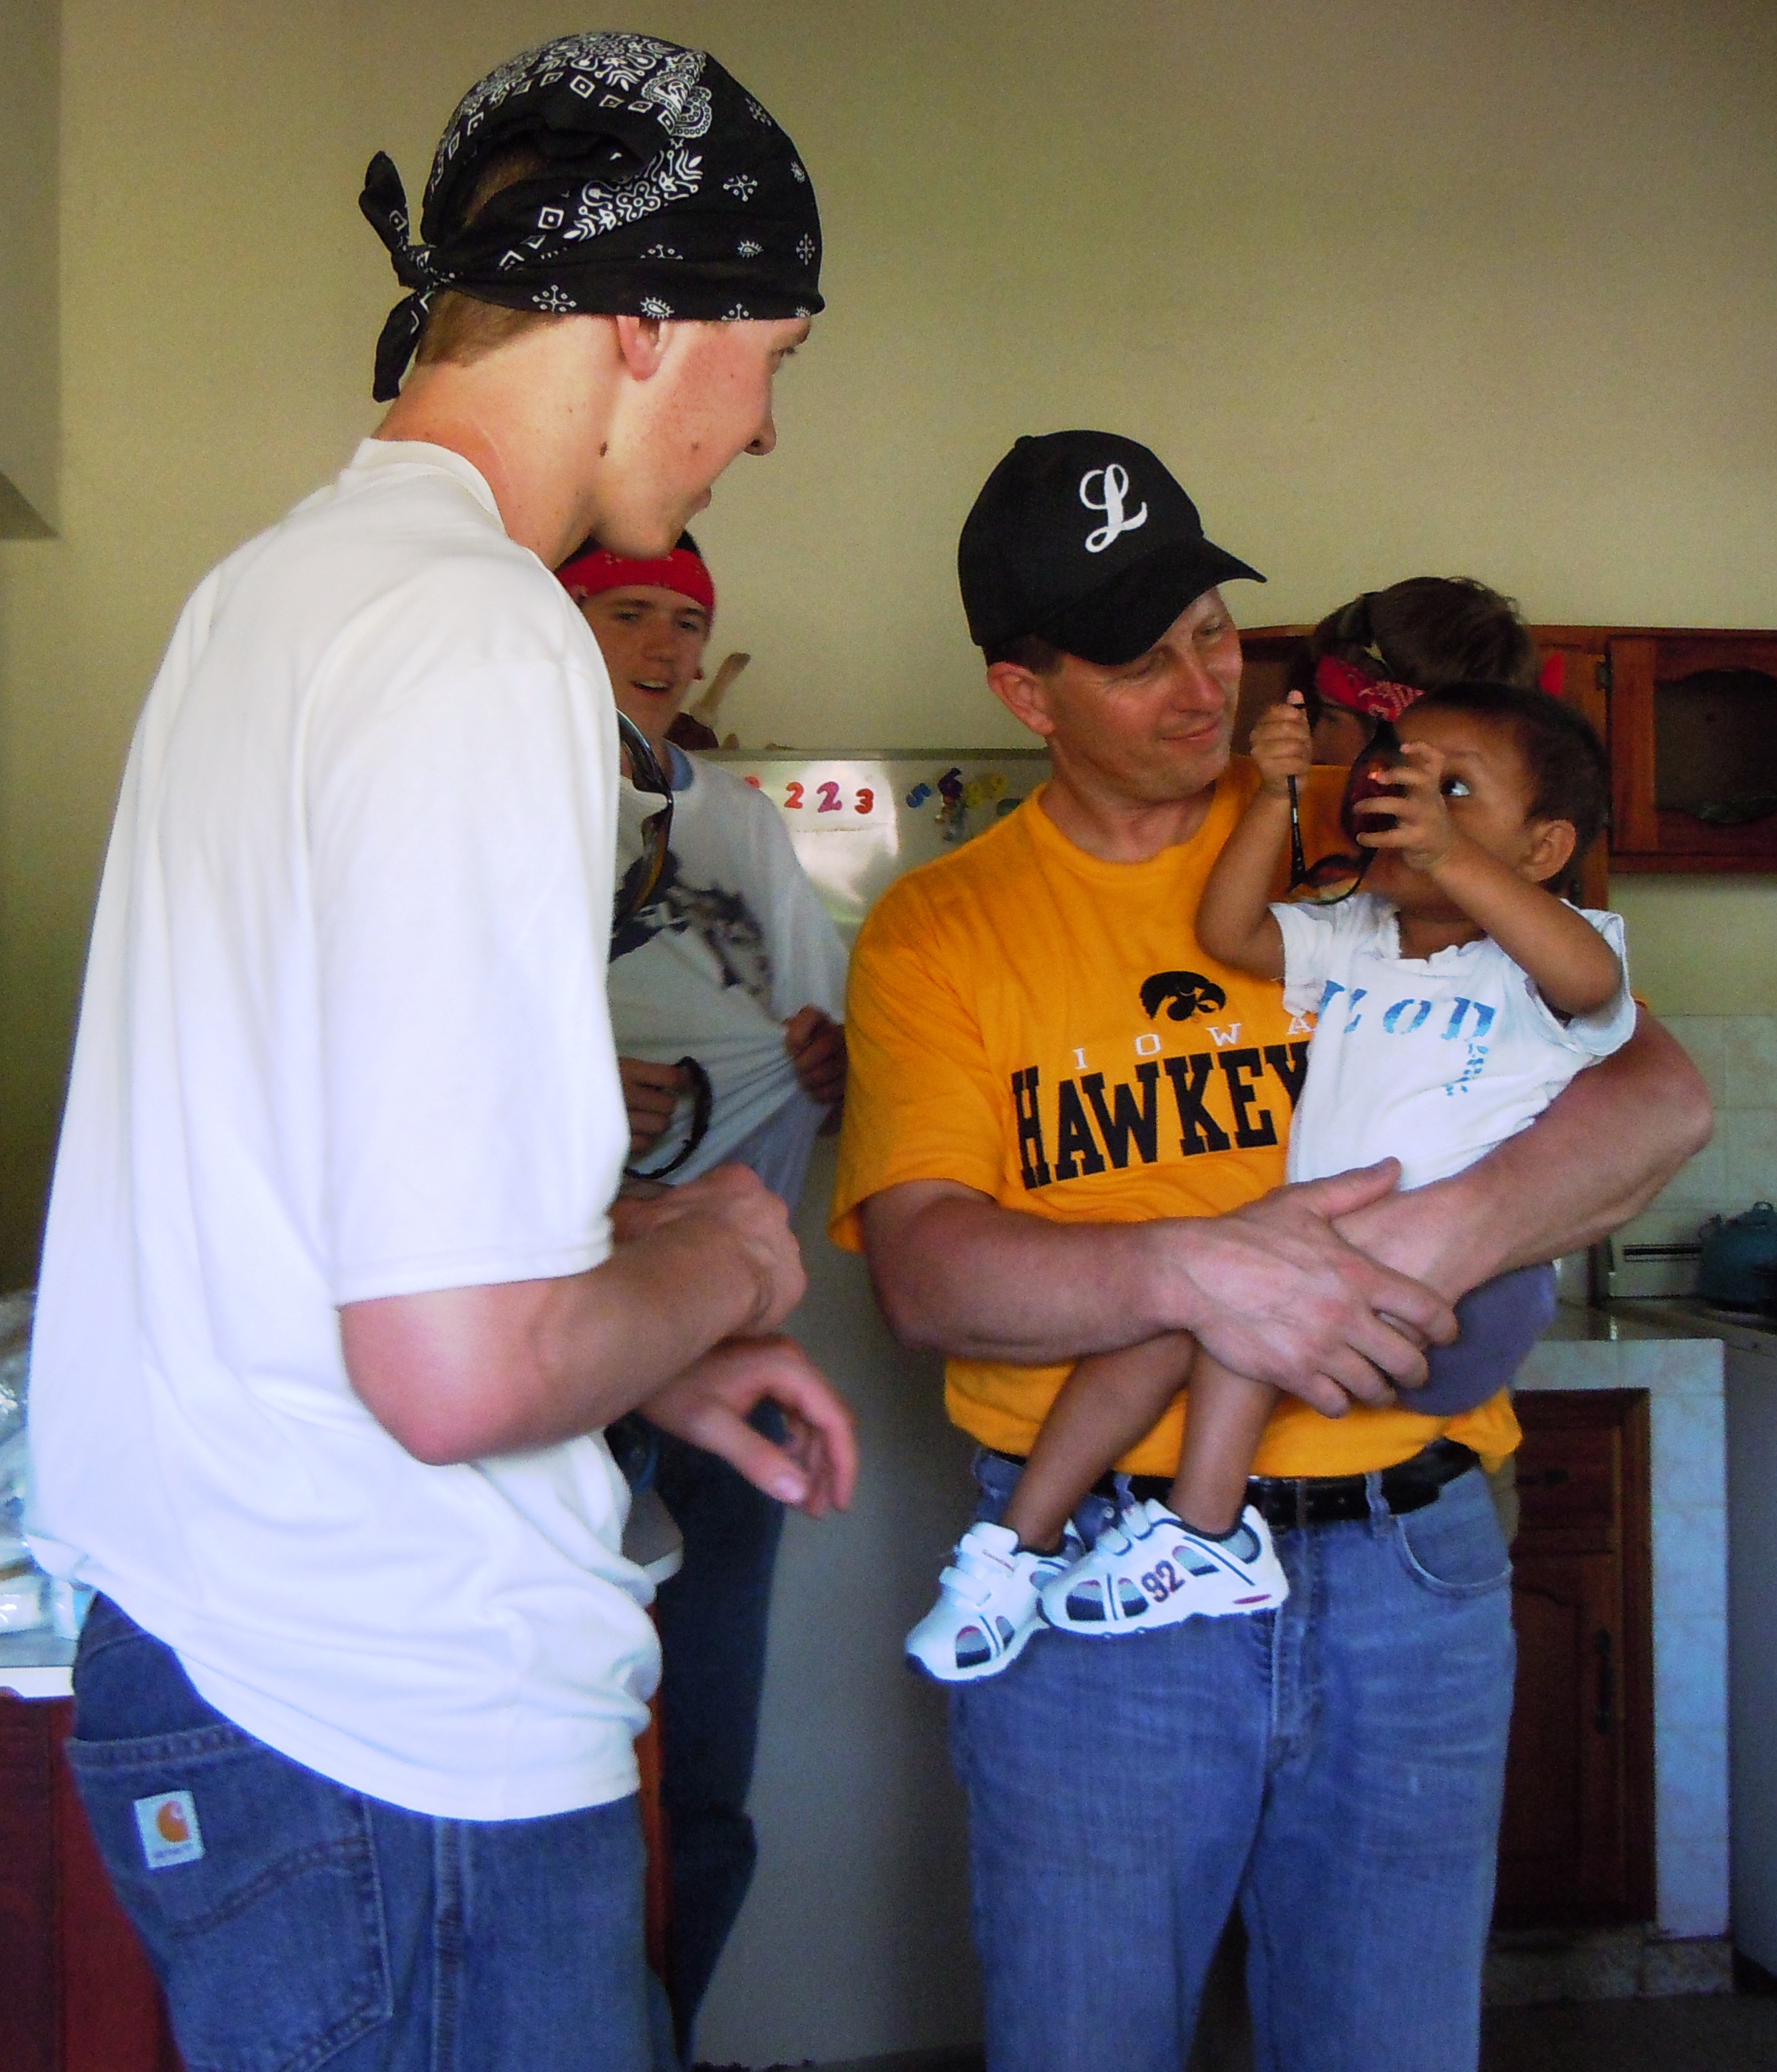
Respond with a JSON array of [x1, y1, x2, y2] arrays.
[[609, 751, 847, 1188], [1271, 893, 1635, 1190]]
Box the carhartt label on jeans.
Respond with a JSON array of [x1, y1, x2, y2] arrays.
[[134, 1790, 204, 1869]]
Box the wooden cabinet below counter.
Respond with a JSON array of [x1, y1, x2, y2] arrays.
[[0, 1695, 182, 2072], [1494, 1389, 1655, 1928]]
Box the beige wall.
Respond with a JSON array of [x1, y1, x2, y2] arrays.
[[0, 0, 59, 532], [3, 0, 1776, 1278], [1613, 877, 1777, 1017]]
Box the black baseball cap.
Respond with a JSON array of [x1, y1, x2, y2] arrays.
[[958, 431, 1265, 667]]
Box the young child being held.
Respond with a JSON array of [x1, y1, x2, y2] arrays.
[[908, 679, 1633, 1681]]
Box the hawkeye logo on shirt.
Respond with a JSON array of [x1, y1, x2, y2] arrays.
[[1138, 970, 1227, 1023], [1008, 970, 1312, 1192]]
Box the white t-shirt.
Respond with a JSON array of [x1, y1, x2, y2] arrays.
[[27, 440, 656, 1821], [1271, 893, 1635, 1191], [608, 750, 848, 1188]]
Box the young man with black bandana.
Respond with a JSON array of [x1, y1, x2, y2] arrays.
[[28, 37, 852, 2072], [835, 432, 1710, 2072]]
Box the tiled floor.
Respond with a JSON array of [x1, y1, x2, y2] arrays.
[[748, 1992, 1777, 2069], [1482, 1993, 1777, 2069], [713, 1972, 1777, 2070], [1183, 1991, 1777, 2071]]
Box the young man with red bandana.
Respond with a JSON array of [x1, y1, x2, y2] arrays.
[[559, 534, 846, 1184], [558, 532, 847, 2055]]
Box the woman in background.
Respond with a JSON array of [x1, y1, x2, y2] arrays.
[[1291, 576, 1541, 765]]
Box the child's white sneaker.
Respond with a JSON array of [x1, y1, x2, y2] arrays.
[[906, 1520, 1078, 1683], [1040, 1499, 1288, 1634]]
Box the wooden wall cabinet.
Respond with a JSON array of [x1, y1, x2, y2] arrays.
[[1494, 1390, 1655, 1928], [1240, 621, 1777, 880], [1539, 627, 1777, 874]]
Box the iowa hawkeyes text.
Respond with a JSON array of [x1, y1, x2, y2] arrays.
[[1010, 1043, 1310, 1191]]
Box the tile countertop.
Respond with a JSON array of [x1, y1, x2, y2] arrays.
[[1545, 1297, 1777, 1357], [0, 1628, 76, 1699], [0, 1493, 686, 1705]]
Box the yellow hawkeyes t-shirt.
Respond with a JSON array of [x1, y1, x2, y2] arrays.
[[831, 759, 1521, 1479]]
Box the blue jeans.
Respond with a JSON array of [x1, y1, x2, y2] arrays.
[[952, 1452, 1515, 2072], [67, 1596, 659, 2072], [649, 1418, 785, 2057]]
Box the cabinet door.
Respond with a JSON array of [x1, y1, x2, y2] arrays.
[[0, 1695, 58, 2072], [1497, 1547, 1631, 1918], [1536, 644, 1611, 907], [1607, 631, 1777, 870], [1229, 630, 1303, 755], [0, 1696, 182, 2072], [1495, 1390, 1654, 1927]]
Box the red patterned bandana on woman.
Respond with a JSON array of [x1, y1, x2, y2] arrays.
[[1314, 653, 1424, 724]]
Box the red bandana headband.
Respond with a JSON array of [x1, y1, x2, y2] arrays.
[[556, 544, 716, 621], [1314, 653, 1423, 724]]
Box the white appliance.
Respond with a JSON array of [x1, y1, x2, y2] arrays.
[[689, 749, 1048, 2068], [703, 747, 1050, 941], [1605, 1228, 1704, 1299]]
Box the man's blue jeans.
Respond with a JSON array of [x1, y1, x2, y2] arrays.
[[952, 1451, 1515, 2072], [67, 1596, 658, 2071], [650, 1425, 785, 2057]]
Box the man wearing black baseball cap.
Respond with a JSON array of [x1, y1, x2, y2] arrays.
[[833, 432, 1707, 2070], [958, 429, 1265, 667]]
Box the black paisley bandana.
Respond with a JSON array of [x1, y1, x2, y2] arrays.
[[360, 33, 823, 401]]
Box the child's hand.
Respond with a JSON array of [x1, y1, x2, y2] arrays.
[[1249, 691, 1314, 796], [784, 1004, 847, 1108], [1352, 741, 1462, 873]]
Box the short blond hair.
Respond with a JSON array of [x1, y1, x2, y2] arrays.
[[413, 145, 565, 373]]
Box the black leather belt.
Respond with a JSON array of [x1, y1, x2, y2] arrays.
[[988, 1436, 1480, 1534]]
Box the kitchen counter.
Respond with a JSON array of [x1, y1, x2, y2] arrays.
[[1540, 1295, 1777, 1355], [1601, 1292, 1777, 1973], [0, 1494, 686, 1707], [0, 1628, 75, 1699], [1520, 1300, 1729, 1942]]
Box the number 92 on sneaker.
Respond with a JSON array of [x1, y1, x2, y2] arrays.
[[905, 1503, 1288, 1684]]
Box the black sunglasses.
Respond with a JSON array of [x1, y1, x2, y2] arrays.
[[624, 1055, 715, 1183], [609, 717, 714, 1180], [612, 711, 676, 938], [1285, 719, 1402, 907]]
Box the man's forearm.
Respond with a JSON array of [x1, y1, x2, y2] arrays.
[[340, 1221, 775, 1464], [341, 1168, 801, 1464], [1335, 1007, 1712, 1299], [861, 1169, 1458, 1417], [863, 1186, 1176, 1363]]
